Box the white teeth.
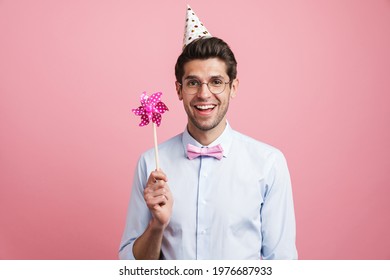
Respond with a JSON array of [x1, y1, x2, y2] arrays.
[[195, 105, 215, 110]]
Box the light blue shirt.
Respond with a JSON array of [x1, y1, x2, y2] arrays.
[[119, 123, 297, 259]]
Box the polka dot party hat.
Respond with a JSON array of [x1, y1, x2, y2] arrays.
[[183, 5, 212, 48]]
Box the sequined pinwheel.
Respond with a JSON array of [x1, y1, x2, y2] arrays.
[[132, 91, 168, 170], [132, 92, 169, 127]]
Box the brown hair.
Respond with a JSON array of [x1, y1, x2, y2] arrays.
[[175, 37, 237, 83]]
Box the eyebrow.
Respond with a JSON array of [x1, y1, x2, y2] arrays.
[[184, 75, 225, 80]]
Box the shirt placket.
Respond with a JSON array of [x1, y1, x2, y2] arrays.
[[196, 155, 213, 260]]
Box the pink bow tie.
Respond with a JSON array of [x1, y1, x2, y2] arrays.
[[186, 143, 224, 160]]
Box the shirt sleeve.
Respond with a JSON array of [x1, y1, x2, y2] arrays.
[[118, 156, 151, 260], [260, 150, 298, 260]]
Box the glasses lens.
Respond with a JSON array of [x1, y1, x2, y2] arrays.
[[182, 78, 229, 95], [184, 79, 199, 95], [208, 78, 226, 94]]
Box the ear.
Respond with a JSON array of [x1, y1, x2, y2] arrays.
[[229, 78, 239, 99], [175, 81, 183, 101]]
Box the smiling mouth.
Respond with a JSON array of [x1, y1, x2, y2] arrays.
[[194, 104, 216, 111]]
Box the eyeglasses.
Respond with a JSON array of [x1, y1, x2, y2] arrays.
[[178, 77, 231, 95]]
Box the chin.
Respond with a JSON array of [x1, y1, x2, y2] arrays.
[[192, 118, 223, 132]]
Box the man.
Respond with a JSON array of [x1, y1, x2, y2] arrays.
[[119, 6, 297, 260]]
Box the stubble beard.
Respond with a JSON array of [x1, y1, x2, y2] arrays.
[[186, 101, 230, 132]]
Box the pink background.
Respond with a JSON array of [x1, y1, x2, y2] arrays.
[[1, 0, 389, 259]]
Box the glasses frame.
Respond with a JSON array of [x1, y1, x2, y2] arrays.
[[178, 79, 232, 95]]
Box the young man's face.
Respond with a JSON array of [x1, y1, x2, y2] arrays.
[[176, 58, 238, 137]]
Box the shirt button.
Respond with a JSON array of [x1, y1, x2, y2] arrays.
[[203, 173, 208, 177], [201, 230, 206, 234]]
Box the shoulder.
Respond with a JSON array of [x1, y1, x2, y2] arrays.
[[232, 130, 284, 155], [230, 130, 291, 187], [230, 129, 287, 165], [139, 133, 184, 163], [159, 133, 183, 150]]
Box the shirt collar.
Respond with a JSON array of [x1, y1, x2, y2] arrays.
[[181, 121, 233, 159]]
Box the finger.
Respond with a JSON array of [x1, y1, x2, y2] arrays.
[[147, 170, 168, 184], [146, 180, 170, 193], [145, 194, 168, 209], [144, 182, 168, 193], [145, 187, 167, 198]]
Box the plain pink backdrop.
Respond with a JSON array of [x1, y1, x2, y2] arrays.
[[1, 0, 389, 259]]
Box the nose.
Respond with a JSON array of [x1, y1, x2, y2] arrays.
[[197, 82, 212, 98]]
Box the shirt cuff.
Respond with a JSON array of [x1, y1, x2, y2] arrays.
[[119, 239, 136, 260]]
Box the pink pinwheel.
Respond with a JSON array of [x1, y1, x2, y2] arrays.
[[132, 91, 169, 170], [132, 92, 169, 127]]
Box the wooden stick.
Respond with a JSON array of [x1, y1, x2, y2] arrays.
[[153, 122, 160, 171]]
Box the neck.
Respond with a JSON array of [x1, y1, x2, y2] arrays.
[[187, 120, 227, 146]]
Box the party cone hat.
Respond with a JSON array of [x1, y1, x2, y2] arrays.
[[183, 5, 212, 48]]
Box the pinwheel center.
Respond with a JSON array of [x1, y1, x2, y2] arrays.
[[145, 104, 153, 113]]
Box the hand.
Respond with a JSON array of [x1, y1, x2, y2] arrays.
[[144, 170, 173, 229]]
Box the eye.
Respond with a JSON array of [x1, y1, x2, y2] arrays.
[[210, 79, 224, 86], [186, 79, 201, 87]]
